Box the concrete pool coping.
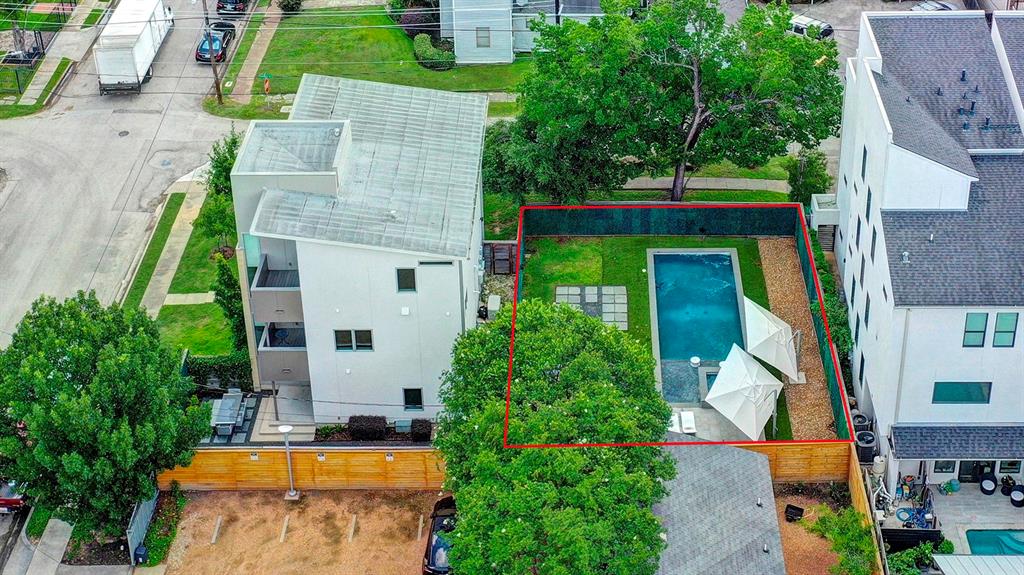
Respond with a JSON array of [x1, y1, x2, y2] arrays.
[[646, 248, 747, 404]]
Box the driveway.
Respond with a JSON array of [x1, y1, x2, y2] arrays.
[[0, 0, 241, 345]]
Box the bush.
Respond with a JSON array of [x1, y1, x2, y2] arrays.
[[26, 506, 54, 540], [413, 34, 455, 71], [411, 419, 432, 442], [803, 505, 877, 575], [782, 148, 833, 206], [809, 230, 853, 375], [348, 415, 387, 441], [276, 0, 302, 12], [185, 350, 252, 392]]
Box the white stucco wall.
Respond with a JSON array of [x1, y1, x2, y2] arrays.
[[452, 0, 513, 63]]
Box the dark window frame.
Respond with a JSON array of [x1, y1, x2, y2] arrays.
[[993, 312, 1018, 348], [861, 146, 868, 180], [335, 329, 374, 351], [864, 293, 871, 328], [870, 228, 877, 262], [931, 381, 992, 404], [933, 460, 956, 473], [397, 268, 417, 292], [403, 388, 424, 411], [962, 313, 988, 348]]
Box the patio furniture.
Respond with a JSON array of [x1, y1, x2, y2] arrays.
[[1011, 485, 1024, 508], [743, 297, 804, 383], [980, 473, 998, 495], [704, 344, 784, 441], [668, 410, 698, 435], [210, 391, 244, 436]]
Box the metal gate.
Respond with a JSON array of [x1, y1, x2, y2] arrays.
[[125, 489, 159, 564]]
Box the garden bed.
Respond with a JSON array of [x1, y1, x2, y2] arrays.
[[62, 527, 129, 566]]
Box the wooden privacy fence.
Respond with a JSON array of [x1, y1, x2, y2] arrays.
[[740, 441, 852, 482], [158, 447, 445, 491]]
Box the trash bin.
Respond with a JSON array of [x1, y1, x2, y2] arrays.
[[133, 544, 149, 565]]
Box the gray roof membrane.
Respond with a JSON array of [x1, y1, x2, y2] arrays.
[[251, 75, 488, 258]]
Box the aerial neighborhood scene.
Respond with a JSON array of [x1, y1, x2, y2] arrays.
[[0, 0, 1021, 570]]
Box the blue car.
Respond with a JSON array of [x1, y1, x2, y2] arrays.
[[195, 22, 236, 63], [423, 496, 456, 574]]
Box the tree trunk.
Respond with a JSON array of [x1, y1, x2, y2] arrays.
[[670, 161, 688, 202]]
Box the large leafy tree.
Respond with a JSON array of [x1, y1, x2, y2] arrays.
[[435, 300, 675, 574], [513, 0, 842, 201], [0, 292, 210, 534], [213, 254, 246, 350]]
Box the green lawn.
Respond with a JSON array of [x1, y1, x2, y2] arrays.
[[684, 190, 790, 203], [255, 7, 531, 94], [0, 10, 65, 32], [203, 96, 288, 120], [156, 303, 234, 355], [487, 101, 521, 117], [123, 193, 186, 309], [25, 506, 53, 541], [0, 64, 35, 96], [520, 236, 769, 352], [0, 57, 71, 119], [168, 198, 239, 294], [693, 157, 791, 180], [81, 8, 104, 28]]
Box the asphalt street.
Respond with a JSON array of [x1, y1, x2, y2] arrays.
[[0, 0, 242, 345]]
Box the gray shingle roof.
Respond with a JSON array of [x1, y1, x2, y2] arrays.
[[891, 424, 1024, 460], [867, 14, 1024, 152], [655, 433, 786, 575], [872, 71, 977, 177], [252, 75, 488, 258], [995, 15, 1024, 100], [881, 155, 1024, 307]]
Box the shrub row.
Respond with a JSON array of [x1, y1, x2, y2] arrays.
[[349, 415, 388, 441], [809, 230, 854, 387], [184, 350, 253, 392], [413, 34, 455, 71], [314, 418, 433, 442]]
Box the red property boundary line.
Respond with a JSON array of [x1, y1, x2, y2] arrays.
[[503, 202, 856, 449]]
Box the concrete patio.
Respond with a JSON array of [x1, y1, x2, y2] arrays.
[[929, 485, 1024, 554]]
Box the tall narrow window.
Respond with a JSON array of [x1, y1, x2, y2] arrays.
[[865, 188, 873, 221], [403, 388, 424, 411], [854, 314, 860, 345], [397, 268, 416, 292], [864, 294, 871, 328], [861, 146, 868, 180], [962, 313, 987, 347], [859, 255, 866, 285], [858, 353, 865, 386], [850, 277, 857, 306], [994, 312, 1018, 347], [870, 228, 877, 262], [476, 27, 491, 48], [855, 218, 862, 249]]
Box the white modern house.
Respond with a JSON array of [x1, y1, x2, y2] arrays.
[[230, 74, 488, 423], [823, 11, 1024, 492]]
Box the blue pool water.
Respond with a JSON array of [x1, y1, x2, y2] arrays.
[[966, 530, 1024, 555], [653, 252, 744, 404]]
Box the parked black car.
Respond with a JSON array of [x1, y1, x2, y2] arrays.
[[195, 22, 236, 64], [216, 0, 247, 17], [423, 496, 456, 575]]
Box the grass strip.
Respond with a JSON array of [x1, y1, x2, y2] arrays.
[[123, 193, 186, 310]]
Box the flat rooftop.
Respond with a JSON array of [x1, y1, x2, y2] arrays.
[[234, 121, 347, 174]]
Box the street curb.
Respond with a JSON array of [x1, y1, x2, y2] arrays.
[[117, 192, 173, 306]]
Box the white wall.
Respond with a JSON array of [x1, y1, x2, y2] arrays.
[[881, 147, 973, 211], [296, 241, 472, 422], [452, 0, 513, 63]]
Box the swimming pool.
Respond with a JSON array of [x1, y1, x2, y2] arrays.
[[966, 529, 1024, 555], [650, 250, 745, 404]]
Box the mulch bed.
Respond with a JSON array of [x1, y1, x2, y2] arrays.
[[62, 535, 130, 566], [758, 237, 837, 440]]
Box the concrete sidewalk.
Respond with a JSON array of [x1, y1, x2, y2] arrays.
[[230, 3, 283, 104], [23, 519, 70, 575], [140, 184, 207, 317], [624, 175, 790, 193]]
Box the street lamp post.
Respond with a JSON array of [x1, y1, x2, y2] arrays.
[[279, 424, 300, 500]]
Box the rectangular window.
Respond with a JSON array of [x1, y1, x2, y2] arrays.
[[933, 460, 956, 474], [861, 146, 868, 180], [397, 268, 416, 292], [932, 381, 992, 404], [403, 388, 424, 411], [476, 27, 491, 48], [962, 313, 988, 347], [335, 329, 373, 351], [882, 285, 887, 302], [843, 174, 848, 187], [858, 353, 865, 385], [864, 294, 871, 328], [854, 314, 860, 345], [866, 188, 873, 221], [354, 330, 373, 351], [999, 460, 1022, 474], [334, 330, 353, 351], [859, 255, 866, 285], [993, 312, 1018, 347], [850, 277, 857, 306], [870, 228, 877, 262], [856, 218, 862, 249]]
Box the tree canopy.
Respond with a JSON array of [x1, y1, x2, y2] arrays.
[[435, 300, 675, 574], [493, 0, 843, 201], [0, 292, 210, 533]]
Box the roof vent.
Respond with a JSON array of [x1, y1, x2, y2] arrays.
[[969, 101, 976, 115], [763, 544, 769, 554], [901, 251, 910, 263], [973, 84, 981, 94], [983, 117, 991, 131], [331, 127, 341, 138], [935, 87, 943, 96], [756, 497, 763, 508], [960, 70, 967, 82], [928, 233, 934, 242], [963, 121, 971, 131]]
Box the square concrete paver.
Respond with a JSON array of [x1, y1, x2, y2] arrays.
[[556, 285, 628, 330]]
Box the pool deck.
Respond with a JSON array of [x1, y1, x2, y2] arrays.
[[929, 485, 1024, 553]]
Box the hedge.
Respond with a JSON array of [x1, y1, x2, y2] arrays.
[[184, 350, 253, 392], [348, 415, 388, 440], [413, 34, 455, 71], [411, 418, 432, 442]]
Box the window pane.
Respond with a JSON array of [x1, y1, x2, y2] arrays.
[[994, 332, 1015, 347], [397, 268, 416, 291], [999, 460, 1021, 474], [355, 330, 373, 350], [965, 313, 988, 331], [995, 312, 1018, 331], [335, 330, 353, 350], [933, 461, 956, 473], [403, 388, 423, 410], [932, 382, 991, 404], [963, 332, 985, 347]]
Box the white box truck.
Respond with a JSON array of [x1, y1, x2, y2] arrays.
[[94, 0, 172, 94]]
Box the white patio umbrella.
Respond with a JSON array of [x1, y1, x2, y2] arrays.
[[743, 297, 802, 383], [705, 344, 785, 441]]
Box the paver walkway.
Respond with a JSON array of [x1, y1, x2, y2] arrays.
[[163, 292, 215, 305], [140, 184, 207, 317], [624, 176, 790, 193], [230, 3, 282, 104], [24, 519, 70, 575]]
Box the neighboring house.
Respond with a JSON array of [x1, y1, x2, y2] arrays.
[[826, 11, 1024, 492], [230, 74, 488, 423], [440, 0, 748, 64], [655, 432, 786, 575]]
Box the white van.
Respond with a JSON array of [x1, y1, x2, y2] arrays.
[[789, 14, 835, 40]]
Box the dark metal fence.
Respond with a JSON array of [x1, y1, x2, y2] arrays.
[[0, 65, 35, 94], [125, 488, 159, 564], [517, 203, 851, 440]]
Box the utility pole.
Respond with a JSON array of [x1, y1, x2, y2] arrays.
[[200, 0, 224, 104]]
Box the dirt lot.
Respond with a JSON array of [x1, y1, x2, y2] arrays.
[[775, 494, 839, 575], [165, 490, 437, 575]]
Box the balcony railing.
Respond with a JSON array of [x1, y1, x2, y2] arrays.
[[250, 254, 303, 323], [257, 323, 309, 383]]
